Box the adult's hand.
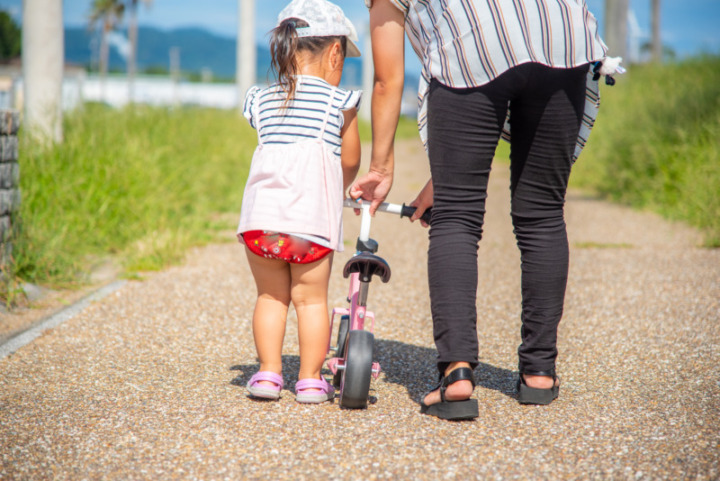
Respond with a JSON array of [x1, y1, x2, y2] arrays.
[[349, 169, 393, 215], [409, 178, 433, 227]]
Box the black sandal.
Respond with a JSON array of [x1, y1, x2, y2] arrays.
[[517, 371, 560, 405], [420, 367, 478, 420]]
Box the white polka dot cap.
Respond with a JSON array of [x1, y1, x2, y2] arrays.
[[277, 0, 361, 57]]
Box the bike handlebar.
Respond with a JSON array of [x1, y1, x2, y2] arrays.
[[343, 198, 433, 225]]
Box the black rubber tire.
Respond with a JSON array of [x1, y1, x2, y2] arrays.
[[332, 315, 350, 387], [339, 330, 374, 409]]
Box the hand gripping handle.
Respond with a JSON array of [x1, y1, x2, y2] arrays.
[[400, 204, 433, 225]]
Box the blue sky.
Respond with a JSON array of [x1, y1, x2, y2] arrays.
[[2, 0, 719, 62]]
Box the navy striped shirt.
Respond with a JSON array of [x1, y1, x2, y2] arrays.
[[243, 76, 362, 158], [387, 0, 608, 160]]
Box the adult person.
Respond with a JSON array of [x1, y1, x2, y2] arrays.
[[350, 0, 621, 420]]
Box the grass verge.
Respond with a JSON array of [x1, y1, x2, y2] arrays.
[[571, 56, 720, 246], [11, 104, 255, 292]]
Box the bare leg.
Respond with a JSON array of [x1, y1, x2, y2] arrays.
[[290, 253, 333, 390], [246, 248, 292, 387]]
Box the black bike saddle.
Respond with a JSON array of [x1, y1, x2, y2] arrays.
[[343, 252, 391, 283]]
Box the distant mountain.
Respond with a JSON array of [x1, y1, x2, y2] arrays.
[[64, 26, 366, 87]]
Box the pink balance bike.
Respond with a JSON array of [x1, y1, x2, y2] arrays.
[[326, 198, 431, 409]]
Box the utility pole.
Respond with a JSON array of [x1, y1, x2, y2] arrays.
[[651, 0, 661, 62], [604, 0, 629, 60], [237, 0, 256, 114], [128, 0, 138, 104], [170, 46, 180, 107], [22, 0, 64, 143]]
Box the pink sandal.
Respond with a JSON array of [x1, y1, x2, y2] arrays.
[[246, 371, 284, 400], [295, 378, 335, 404]]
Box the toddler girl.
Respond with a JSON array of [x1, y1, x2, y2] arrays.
[[237, 0, 362, 403]]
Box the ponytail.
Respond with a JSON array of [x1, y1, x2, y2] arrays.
[[270, 18, 348, 102], [270, 18, 304, 101]]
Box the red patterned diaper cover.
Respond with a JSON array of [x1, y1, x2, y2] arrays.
[[242, 230, 333, 264]]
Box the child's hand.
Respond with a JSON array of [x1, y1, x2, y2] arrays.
[[409, 178, 433, 228]]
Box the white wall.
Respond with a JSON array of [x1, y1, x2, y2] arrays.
[[3, 74, 417, 118]]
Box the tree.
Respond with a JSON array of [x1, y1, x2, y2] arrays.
[[22, 0, 64, 143], [237, 0, 256, 114], [126, 0, 153, 104], [89, 0, 125, 102], [0, 10, 21, 60], [604, 0, 629, 60]]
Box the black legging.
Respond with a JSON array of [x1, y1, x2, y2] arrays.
[[426, 62, 589, 376]]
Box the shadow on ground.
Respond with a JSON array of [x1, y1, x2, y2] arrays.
[[229, 339, 518, 404]]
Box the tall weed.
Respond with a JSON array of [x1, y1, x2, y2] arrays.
[[14, 105, 255, 288], [571, 56, 720, 246]]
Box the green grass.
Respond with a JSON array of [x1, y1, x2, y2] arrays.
[[358, 115, 418, 143], [571, 56, 720, 246], [4, 106, 420, 299], [12, 104, 256, 289]]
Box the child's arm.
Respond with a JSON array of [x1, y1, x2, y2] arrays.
[[340, 107, 361, 193]]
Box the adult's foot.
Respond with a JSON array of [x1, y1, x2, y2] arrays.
[[422, 362, 474, 407], [522, 374, 560, 389]]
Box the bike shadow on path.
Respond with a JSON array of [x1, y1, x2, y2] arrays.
[[228, 341, 518, 404], [375, 339, 519, 403]]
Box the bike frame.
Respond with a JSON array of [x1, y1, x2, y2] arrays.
[[326, 199, 407, 378]]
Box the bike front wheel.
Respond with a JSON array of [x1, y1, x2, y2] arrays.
[[339, 330, 374, 409]]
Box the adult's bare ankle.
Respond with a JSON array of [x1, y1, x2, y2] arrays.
[[523, 374, 558, 389]]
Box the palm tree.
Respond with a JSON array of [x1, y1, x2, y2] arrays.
[[126, 0, 153, 104], [604, 0, 629, 60], [22, 0, 64, 143], [89, 0, 125, 102]]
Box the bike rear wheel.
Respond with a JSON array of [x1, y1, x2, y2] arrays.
[[339, 330, 374, 409], [332, 315, 350, 387]]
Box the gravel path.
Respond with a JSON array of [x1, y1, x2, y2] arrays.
[[1, 139, 718, 480]]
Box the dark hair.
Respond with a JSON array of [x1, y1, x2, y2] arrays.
[[270, 18, 348, 101]]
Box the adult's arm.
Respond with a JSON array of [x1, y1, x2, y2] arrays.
[[349, 0, 406, 214]]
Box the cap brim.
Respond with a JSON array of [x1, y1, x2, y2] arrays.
[[346, 40, 361, 57]]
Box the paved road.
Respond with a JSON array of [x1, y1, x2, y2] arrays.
[[1, 139, 718, 480]]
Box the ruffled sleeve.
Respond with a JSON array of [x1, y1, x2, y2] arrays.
[[334, 89, 362, 131], [340, 89, 362, 113], [243, 86, 261, 129]]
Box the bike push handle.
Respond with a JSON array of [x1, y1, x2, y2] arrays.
[[343, 198, 432, 225]]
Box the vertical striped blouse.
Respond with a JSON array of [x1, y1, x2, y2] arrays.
[[386, 0, 609, 161]]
